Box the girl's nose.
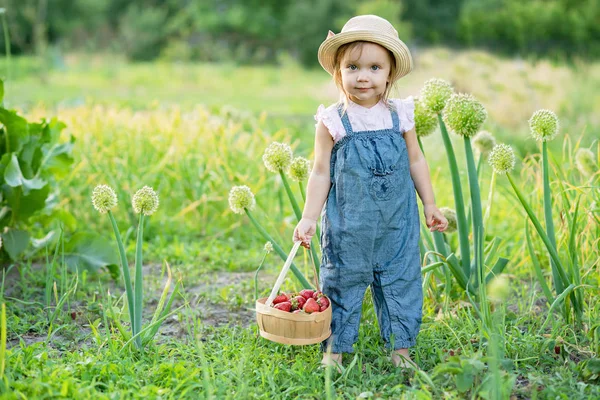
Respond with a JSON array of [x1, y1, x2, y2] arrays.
[[357, 73, 369, 82]]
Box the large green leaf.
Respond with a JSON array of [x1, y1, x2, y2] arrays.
[[0, 79, 4, 104], [455, 363, 474, 393], [0, 109, 29, 154], [19, 122, 44, 177], [0, 153, 10, 181], [30, 230, 58, 250], [42, 118, 67, 144], [40, 138, 75, 179], [34, 208, 78, 232], [2, 184, 51, 222], [63, 232, 120, 278], [1, 228, 30, 260], [4, 154, 47, 194]]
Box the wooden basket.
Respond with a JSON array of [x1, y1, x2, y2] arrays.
[[255, 241, 332, 345]]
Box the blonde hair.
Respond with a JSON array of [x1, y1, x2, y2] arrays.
[[332, 41, 398, 112]]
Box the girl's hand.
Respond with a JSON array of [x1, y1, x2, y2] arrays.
[[293, 217, 317, 249], [424, 204, 448, 232]]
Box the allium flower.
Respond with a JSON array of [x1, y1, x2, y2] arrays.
[[472, 131, 496, 157], [263, 142, 293, 173], [420, 78, 454, 113], [487, 275, 510, 304], [132, 186, 159, 216], [289, 157, 311, 181], [488, 144, 516, 174], [439, 207, 457, 233], [575, 148, 597, 177], [92, 184, 118, 214], [228, 185, 255, 214], [414, 99, 438, 137], [529, 109, 559, 142], [264, 241, 274, 253], [443, 93, 487, 138]]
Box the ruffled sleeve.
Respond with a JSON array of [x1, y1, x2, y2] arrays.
[[314, 104, 345, 142], [392, 96, 415, 132]]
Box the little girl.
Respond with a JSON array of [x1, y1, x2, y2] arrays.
[[293, 15, 448, 370]]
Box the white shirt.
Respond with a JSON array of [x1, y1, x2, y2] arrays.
[[314, 97, 415, 143]]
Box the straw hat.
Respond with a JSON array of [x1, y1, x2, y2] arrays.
[[318, 15, 413, 82]]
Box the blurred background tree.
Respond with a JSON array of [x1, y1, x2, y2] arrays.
[[1, 0, 598, 64]]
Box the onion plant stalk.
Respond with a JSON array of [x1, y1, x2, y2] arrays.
[[245, 209, 311, 289], [279, 169, 320, 275], [438, 113, 470, 277]]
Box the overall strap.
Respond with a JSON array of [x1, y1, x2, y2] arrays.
[[390, 104, 401, 132], [337, 104, 355, 136]]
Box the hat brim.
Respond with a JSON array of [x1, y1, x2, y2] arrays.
[[318, 30, 413, 82]]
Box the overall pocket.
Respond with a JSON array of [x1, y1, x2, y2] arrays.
[[368, 141, 407, 201]]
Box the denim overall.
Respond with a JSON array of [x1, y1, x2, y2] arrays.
[[320, 104, 422, 354]]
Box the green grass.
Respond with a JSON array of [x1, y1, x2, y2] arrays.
[[3, 262, 599, 398], [1, 50, 599, 398]]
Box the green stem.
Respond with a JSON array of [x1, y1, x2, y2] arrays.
[[438, 113, 471, 278], [280, 170, 320, 271], [108, 211, 135, 336], [1, 12, 11, 88], [421, 261, 445, 274], [298, 181, 306, 203], [134, 213, 144, 349], [475, 225, 490, 328], [0, 303, 5, 379], [568, 196, 583, 322], [432, 231, 448, 257], [279, 170, 302, 220], [299, 180, 321, 269], [506, 174, 580, 314], [488, 309, 505, 400], [464, 138, 484, 287], [525, 221, 555, 304], [417, 136, 424, 154], [244, 209, 311, 289], [483, 171, 496, 226], [432, 230, 457, 297], [542, 142, 563, 294], [445, 253, 472, 294], [254, 253, 268, 301], [310, 244, 320, 278]]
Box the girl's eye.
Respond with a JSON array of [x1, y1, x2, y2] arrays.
[[371, 65, 380, 71], [348, 64, 357, 70]]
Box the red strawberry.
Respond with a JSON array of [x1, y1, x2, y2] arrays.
[[313, 290, 325, 300], [272, 293, 290, 305], [299, 289, 315, 300], [274, 301, 292, 312], [320, 304, 328, 312], [292, 310, 304, 314], [303, 298, 320, 314], [317, 296, 330, 309], [290, 295, 307, 311]]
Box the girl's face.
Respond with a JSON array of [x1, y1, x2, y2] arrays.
[[340, 42, 392, 108]]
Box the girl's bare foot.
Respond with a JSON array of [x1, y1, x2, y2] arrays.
[[321, 352, 343, 373], [391, 349, 418, 369]]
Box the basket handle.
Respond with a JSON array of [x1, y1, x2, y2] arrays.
[[265, 241, 302, 307]]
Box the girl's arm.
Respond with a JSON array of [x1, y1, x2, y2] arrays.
[[293, 120, 334, 247], [404, 127, 448, 232]]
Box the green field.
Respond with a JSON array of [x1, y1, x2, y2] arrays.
[[1, 49, 599, 398]]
